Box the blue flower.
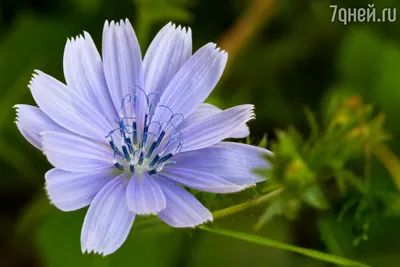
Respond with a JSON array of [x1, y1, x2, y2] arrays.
[[15, 19, 272, 255]]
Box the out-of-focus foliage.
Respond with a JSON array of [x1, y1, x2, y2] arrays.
[[256, 96, 394, 238], [2, 0, 400, 266]]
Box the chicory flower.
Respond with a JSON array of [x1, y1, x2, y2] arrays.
[[15, 19, 271, 255]]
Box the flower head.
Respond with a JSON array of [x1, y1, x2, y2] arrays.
[[15, 19, 271, 255]]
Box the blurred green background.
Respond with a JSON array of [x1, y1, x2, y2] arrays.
[[1, 0, 400, 266]]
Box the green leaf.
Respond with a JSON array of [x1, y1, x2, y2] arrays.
[[255, 200, 282, 230], [303, 107, 319, 142], [302, 185, 329, 210], [257, 134, 268, 148], [200, 227, 370, 267]]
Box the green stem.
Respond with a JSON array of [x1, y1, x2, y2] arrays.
[[199, 226, 370, 267], [213, 188, 283, 220], [134, 188, 283, 231]]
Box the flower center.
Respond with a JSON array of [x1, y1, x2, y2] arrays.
[[106, 87, 184, 176]]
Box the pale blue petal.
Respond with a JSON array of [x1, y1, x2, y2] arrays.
[[63, 32, 117, 124], [159, 167, 245, 193], [14, 105, 65, 150], [126, 173, 166, 214], [143, 23, 192, 96], [102, 19, 146, 131], [180, 104, 254, 152], [151, 43, 227, 124], [45, 167, 115, 211], [42, 131, 113, 172], [172, 141, 272, 186], [228, 126, 251, 139], [180, 103, 250, 139], [156, 178, 212, 228], [28, 71, 112, 141], [81, 173, 135, 256]]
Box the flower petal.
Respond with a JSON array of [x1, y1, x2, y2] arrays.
[[172, 141, 272, 186], [42, 131, 113, 172], [180, 104, 254, 152], [14, 105, 65, 150], [81, 173, 135, 256], [159, 167, 245, 193], [29, 71, 112, 141], [126, 173, 166, 214], [143, 23, 192, 96], [63, 32, 117, 124], [180, 103, 250, 139], [155, 178, 212, 228], [45, 167, 115, 211], [151, 43, 227, 124], [229, 126, 251, 139], [102, 19, 146, 130]]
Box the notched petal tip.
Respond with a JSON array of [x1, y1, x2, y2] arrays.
[[30, 70, 46, 84], [13, 104, 21, 110], [194, 214, 213, 228], [176, 213, 213, 229], [185, 26, 192, 36], [81, 247, 108, 257], [246, 104, 256, 121], [205, 42, 217, 50], [32, 69, 42, 76], [205, 43, 228, 61], [82, 31, 92, 41], [124, 18, 132, 26]]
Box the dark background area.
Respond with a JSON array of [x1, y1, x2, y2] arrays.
[[1, 0, 400, 266]]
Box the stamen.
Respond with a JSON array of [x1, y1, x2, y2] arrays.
[[138, 150, 145, 165], [108, 88, 185, 176], [148, 169, 157, 175], [172, 137, 184, 154], [170, 113, 185, 126], [121, 94, 132, 109], [113, 161, 124, 171], [108, 137, 123, 156], [157, 153, 173, 164], [122, 144, 131, 162], [142, 114, 149, 147], [118, 118, 126, 136], [132, 122, 138, 144], [132, 85, 149, 109], [130, 163, 135, 173], [146, 130, 165, 158], [149, 155, 160, 167], [125, 136, 133, 153], [157, 105, 174, 120]]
